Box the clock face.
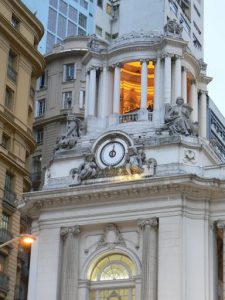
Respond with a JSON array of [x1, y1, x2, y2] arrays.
[[100, 141, 125, 167]]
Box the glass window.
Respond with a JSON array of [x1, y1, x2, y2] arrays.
[[80, 0, 88, 9], [0, 254, 6, 272], [68, 21, 77, 36], [36, 128, 44, 144], [5, 87, 14, 110], [39, 71, 48, 89], [46, 32, 56, 53], [11, 15, 20, 29], [62, 91, 73, 109], [106, 3, 112, 15], [4, 173, 14, 204], [79, 13, 87, 29], [59, 0, 68, 15], [97, 0, 103, 8], [63, 63, 76, 81], [2, 133, 10, 150], [36, 99, 46, 117], [95, 25, 102, 36], [78, 27, 86, 36], [57, 14, 67, 38], [48, 8, 57, 33], [69, 5, 78, 22], [50, 0, 58, 8], [7, 50, 17, 83]]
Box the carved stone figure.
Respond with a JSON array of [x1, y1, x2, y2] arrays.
[[164, 18, 183, 37], [146, 158, 157, 176], [97, 223, 126, 249], [125, 147, 146, 175], [157, 97, 198, 136], [71, 153, 98, 184], [54, 115, 81, 152]]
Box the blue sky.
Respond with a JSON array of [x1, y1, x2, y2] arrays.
[[204, 1, 225, 116]]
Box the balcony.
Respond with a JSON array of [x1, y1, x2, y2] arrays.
[[7, 65, 17, 83], [119, 111, 153, 123], [0, 272, 9, 295], [3, 190, 16, 206], [0, 228, 13, 245]]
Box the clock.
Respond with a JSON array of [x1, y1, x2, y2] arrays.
[[100, 141, 125, 167], [95, 136, 129, 169]]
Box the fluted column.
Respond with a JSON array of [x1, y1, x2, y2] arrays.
[[217, 222, 225, 300], [174, 55, 182, 102], [84, 72, 90, 119], [113, 63, 121, 114], [140, 59, 149, 109], [88, 67, 97, 116], [199, 90, 207, 138], [182, 66, 187, 103], [190, 80, 198, 122], [153, 56, 162, 123], [138, 218, 158, 300], [60, 226, 81, 300], [164, 54, 172, 104]]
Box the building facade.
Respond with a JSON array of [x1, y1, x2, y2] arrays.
[[0, 0, 45, 299], [22, 0, 95, 53], [20, 0, 225, 300]]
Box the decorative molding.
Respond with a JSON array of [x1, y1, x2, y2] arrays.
[[96, 223, 126, 249], [138, 218, 158, 230], [60, 225, 81, 240]]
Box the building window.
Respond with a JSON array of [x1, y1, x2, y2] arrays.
[[68, 21, 77, 36], [7, 50, 17, 83], [0, 254, 6, 272], [78, 27, 86, 36], [105, 32, 111, 41], [80, 0, 88, 9], [31, 155, 42, 183], [1, 214, 9, 231], [36, 99, 46, 117], [193, 21, 201, 35], [180, 15, 191, 35], [4, 173, 15, 204], [79, 13, 87, 29], [36, 128, 44, 144], [1, 133, 10, 150], [39, 71, 48, 89], [5, 87, 14, 110], [193, 33, 202, 49], [106, 3, 112, 15], [11, 15, 20, 29], [50, 0, 58, 8], [69, 5, 78, 22], [63, 63, 76, 81], [89, 253, 136, 300], [59, 0, 68, 15], [46, 32, 56, 53], [97, 0, 103, 8], [193, 4, 201, 17], [57, 14, 67, 39], [170, 1, 178, 16], [95, 25, 102, 36], [62, 91, 73, 109], [48, 8, 57, 33], [79, 90, 85, 109]]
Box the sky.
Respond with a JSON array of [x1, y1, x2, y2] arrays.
[[204, 1, 225, 116]]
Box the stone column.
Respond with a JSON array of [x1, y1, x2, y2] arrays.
[[199, 90, 207, 138], [174, 55, 182, 102], [138, 218, 158, 300], [181, 66, 187, 103], [140, 59, 149, 109], [100, 66, 109, 118], [113, 63, 121, 114], [88, 67, 97, 116], [217, 222, 225, 300], [153, 56, 162, 123], [84, 71, 90, 119], [164, 54, 172, 104], [190, 80, 198, 123], [60, 226, 81, 300]]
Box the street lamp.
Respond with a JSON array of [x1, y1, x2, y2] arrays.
[[0, 234, 36, 249]]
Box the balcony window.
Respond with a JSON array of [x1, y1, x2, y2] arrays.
[[1, 133, 10, 150], [78, 13, 87, 29], [62, 91, 73, 109], [4, 173, 15, 205], [5, 87, 14, 110], [38, 71, 48, 89], [11, 15, 20, 29], [7, 50, 17, 83], [36, 128, 44, 145], [78, 27, 86, 36], [36, 99, 46, 117], [63, 63, 76, 81]]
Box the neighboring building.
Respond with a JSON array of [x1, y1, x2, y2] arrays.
[[0, 0, 45, 299], [32, 36, 88, 190], [207, 97, 225, 160], [22, 0, 95, 53], [20, 1, 225, 300]]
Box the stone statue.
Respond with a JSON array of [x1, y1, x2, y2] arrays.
[[71, 153, 98, 184], [157, 97, 198, 136], [164, 18, 183, 37], [54, 115, 81, 152], [125, 147, 146, 175]]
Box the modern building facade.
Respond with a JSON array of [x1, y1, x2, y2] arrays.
[[22, 0, 95, 53], [20, 0, 225, 300], [0, 0, 45, 299]]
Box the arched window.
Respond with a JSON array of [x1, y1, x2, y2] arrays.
[[89, 253, 136, 300]]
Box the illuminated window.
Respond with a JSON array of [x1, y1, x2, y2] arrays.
[[120, 61, 154, 114], [89, 254, 136, 300]]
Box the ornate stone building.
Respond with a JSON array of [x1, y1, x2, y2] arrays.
[[0, 0, 45, 299], [21, 0, 225, 300]]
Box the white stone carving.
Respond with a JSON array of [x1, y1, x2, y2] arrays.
[[97, 223, 126, 249]]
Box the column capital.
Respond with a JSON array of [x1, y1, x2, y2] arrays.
[[138, 217, 158, 230], [162, 53, 173, 59], [140, 58, 150, 65], [174, 54, 183, 60], [198, 89, 208, 96], [112, 62, 123, 68], [60, 225, 81, 239]]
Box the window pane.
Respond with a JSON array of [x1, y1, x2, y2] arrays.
[[48, 8, 57, 33], [69, 5, 78, 22], [57, 14, 67, 38], [68, 21, 77, 36], [59, 0, 68, 15]]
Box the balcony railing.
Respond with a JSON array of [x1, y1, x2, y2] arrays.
[[119, 112, 138, 123], [0, 272, 9, 294], [7, 65, 17, 83], [3, 190, 16, 206], [0, 228, 13, 245]]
